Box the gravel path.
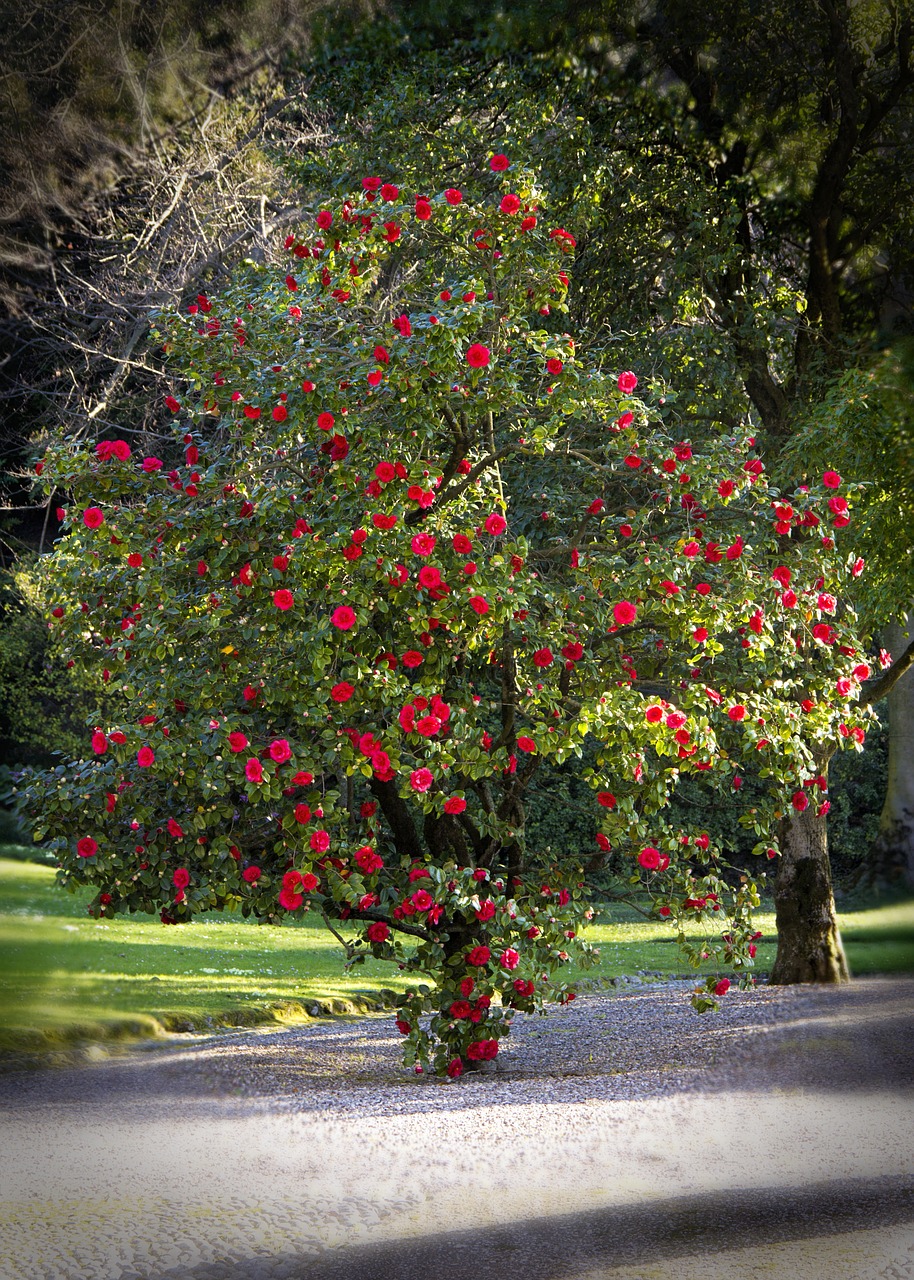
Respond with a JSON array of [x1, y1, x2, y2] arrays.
[[1, 976, 913, 1280]]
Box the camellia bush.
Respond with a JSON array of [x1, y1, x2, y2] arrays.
[[20, 157, 873, 1076]]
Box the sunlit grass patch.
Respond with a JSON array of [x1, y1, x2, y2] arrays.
[[1, 856, 912, 1055]]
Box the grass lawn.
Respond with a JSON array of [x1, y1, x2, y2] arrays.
[[1, 854, 912, 1055]]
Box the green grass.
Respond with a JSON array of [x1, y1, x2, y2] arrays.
[[1, 855, 912, 1056]]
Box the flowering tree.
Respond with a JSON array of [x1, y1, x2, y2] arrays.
[[20, 160, 874, 1075]]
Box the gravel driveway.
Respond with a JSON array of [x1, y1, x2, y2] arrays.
[[1, 976, 913, 1280]]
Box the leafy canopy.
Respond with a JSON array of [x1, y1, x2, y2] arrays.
[[20, 160, 872, 1074]]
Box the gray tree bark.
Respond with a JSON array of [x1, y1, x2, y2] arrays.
[[770, 779, 850, 985], [870, 612, 914, 889]]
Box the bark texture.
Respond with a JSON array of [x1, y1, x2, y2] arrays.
[[870, 614, 914, 889], [770, 796, 849, 985]]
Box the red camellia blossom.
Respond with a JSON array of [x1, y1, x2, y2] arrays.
[[533, 648, 554, 668], [638, 846, 662, 870], [331, 682, 355, 702], [597, 791, 616, 809], [366, 921, 390, 943], [273, 589, 294, 611], [469, 595, 489, 615], [713, 979, 731, 996], [173, 867, 190, 889], [445, 188, 463, 204], [245, 758, 264, 784], [489, 153, 509, 171], [499, 193, 521, 214], [92, 731, 108, 754], [82, 507, 104, 529], [410, 768, 434, 793], [822, 471, 842, 488], [310, 830, 331, 853], [293, 804, 311, 825], [547, 357, 564, 375], [466, 343, 491, 368], [242, 866, 261, 883], [278, 887, 303, 910], [137, 747, 155, 767], [167, 818, 184, 838], [645, 705, 663, 723], [517, 736, 536, 753], [76, 837, 98, 857], [617, 370, 638, 393], [484, 513, 507, 535], [613, 600, 637, 626], [447, 1058, 464, 1077], [466, 945, 491, 966], [728, 705, 747, 722], [331, 605, 357, 630], [453, 533, 473, 553], [269, 738, 292, 763], [443, 796, 467, 814], [792, 791, 809, 812], [499, 948, 520, 970], [467, 1039, 499, 1061]]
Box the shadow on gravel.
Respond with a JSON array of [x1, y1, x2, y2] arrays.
[[137, 1175, 914, 1280]]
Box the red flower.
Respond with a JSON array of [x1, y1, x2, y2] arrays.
[[597, 791, 616, 809], [727, 705, 747, 722], [713, 979, 731, 996], [499, 193, 521, 214], [517, 736, 536, 753], [367, 921, 390, 943], [484, 513, 507, 535], [443, 796, 466, 814], [82, 507, 104, 529], [172, 867, 190, 889], [331, 605, 356, 630], [269, 738, 292, 763], [469, 596, 489, 615], [617, 370, 638, 394], [380, 182, 399, 201], [415, 198, 432, 220], [533, 648, 554, 668], [137, 746, 155, 767], [411, 888, 434, 911], [638, 846, 662, 870], [383, 221, 401, 242], [466, 343, 491, 368], [76, 837, 98, 858], [822, 470, 842, 488], [546, 358, 564, 375], [310, 830, 331, 852], [466, 945, 491, 966], [410, 768, 434, 793], [444, 188, 463, 204], [499, 948, 520, 970], [645, 706, 663, 723], [317, 411, 335, 431], [167, 818, 184, 838], [613, 600, 637, 626], [92, 731, 108, 754], [489, 153, 509, 171], [453, 533, 473, 554], [278, 887, 303, 910], [245, 758, 264, 784], [294, 804, 311, 824], [331, 681, 355, 702], [242, 866, 261, 883], [446, 1058, 463, 1078], [273, 589, 294, 611]]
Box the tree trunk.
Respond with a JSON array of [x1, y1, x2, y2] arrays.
[[770, 782, 850, 985], [869, 612, 914, 889]]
